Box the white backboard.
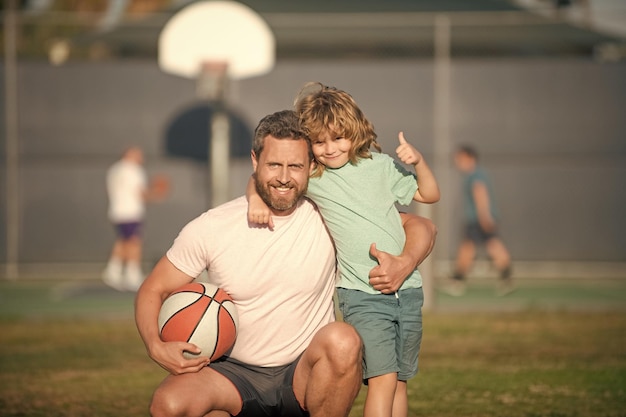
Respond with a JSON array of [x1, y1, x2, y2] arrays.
[[159, 1, 275, 80]]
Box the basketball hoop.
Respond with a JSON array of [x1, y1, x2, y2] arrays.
[[158, 0, 275, 207], [158, 1, 275, 81], [197, 61, 228, 101]]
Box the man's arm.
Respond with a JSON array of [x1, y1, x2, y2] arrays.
[[368, 213, 437, 294], [135, 256, 210, 375]]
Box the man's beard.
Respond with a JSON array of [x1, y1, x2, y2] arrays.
[[254, 178, 306, 213]]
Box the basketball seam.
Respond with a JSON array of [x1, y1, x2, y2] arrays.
[[160, 289, 205, 341], [160, 283, 236, 361], [203, 283, 221, 360], [188, 283, 218, 345]]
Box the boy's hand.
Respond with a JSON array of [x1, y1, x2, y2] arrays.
[[395, 132, 423, 166], [247, 195, 275, 230]]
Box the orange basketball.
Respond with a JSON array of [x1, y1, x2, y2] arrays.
[[158, 282, 238, 360], [150, 174, 170, 199]]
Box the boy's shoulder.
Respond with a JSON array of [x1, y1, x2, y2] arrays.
[[366, 151, 394, 165]]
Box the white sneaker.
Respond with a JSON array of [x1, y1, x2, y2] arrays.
[[102, 268, 125, 291], [124, 263, 144, 292], [495, 278, 516, 297], [439, 279, 467, 297]]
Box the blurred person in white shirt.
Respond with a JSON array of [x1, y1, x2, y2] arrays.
[[103, 146, 168, 291]]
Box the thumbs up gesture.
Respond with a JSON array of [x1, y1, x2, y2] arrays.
[[368, 243, 412, 294], [395, 132, 423, 166]]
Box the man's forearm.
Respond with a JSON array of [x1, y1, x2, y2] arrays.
[[400, 213, 437, 269]]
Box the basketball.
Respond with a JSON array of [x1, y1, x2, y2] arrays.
[[150, 174, 171, 200], [158, 282, 238, 361]]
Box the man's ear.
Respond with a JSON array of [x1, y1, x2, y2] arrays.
[[251, 150, 258, 171], [309, 160, 315, 175]]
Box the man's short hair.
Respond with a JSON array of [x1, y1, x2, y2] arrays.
[[252, 110, 312, 161]]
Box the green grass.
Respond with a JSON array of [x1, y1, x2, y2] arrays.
[[397, 312, 626, 417], [0, 312, 624, 416], [0, 317, 165, 416], [0, 280, 625, 416]]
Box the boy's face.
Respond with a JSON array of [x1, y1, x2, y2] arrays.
[[454, 152, 475, 173], [251, 135, 314, 216], [310, 125, 352, 169]]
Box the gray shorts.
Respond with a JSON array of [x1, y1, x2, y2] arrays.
[[209, 355, 307, 417], [337, 287, 423, 381], [464, 222, 497, 244]]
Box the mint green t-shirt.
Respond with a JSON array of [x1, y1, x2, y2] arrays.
[[307, 152, 421, 294]]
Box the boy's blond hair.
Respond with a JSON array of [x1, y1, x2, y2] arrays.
[[294, 82, 381, 176]]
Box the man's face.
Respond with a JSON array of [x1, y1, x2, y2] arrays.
[[251, 135, 314, 216]]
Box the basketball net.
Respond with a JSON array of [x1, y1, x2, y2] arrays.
[[197, 61, 229, 101]]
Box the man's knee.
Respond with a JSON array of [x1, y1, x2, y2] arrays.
[[323, 322, 362, 370], [150, 386, 186, 417]]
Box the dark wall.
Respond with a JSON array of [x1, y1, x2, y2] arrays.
[[0, 58, 624, 266]]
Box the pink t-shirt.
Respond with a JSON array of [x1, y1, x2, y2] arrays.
[[167, 196, 337, 367]]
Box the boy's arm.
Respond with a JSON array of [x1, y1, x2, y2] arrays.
[[472, 181, 496, 232], [368, 213, 437, 294], [246, 175, 274, 229], [412, 157, 440, 203], [395, 132, 440, 203]]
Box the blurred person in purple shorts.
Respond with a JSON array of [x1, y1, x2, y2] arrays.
[[103, 146, 169, 291]]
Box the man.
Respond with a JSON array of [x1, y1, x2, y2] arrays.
[[135, 110, 436, 417], [103, 146, 168, 291], [446, 144, 513, 296]]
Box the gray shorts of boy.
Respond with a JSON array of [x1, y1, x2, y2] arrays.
[[209, 355, 307, 417], [336, 287, 423, 381]]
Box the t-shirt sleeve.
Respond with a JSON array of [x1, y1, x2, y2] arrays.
[[387, 156, 418, 206], [166, 214, 210, 278]]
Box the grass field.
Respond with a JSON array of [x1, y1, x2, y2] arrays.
[[1, 279, 625, 417]]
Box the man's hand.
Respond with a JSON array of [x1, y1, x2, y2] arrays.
[[149, 340, 210, 376], [368, 214, 437, 294], [368, 243, 414, 294]]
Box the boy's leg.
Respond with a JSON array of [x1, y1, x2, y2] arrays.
[[392, 288, 423, 417], [364, 372, 398, 417], [454, 239, 476, 279], [392, 380, 408, 417], [486, 237, 514, 295], [103, 237, 125, 290], [440, 239, 475, 296], [486, 237, 511, 273], [293, 322, 362, 417], [123, 231, 144, 291]]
